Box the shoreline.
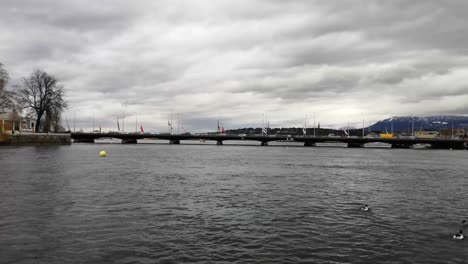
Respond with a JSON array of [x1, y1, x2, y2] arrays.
[[0, 133, 71, 145]]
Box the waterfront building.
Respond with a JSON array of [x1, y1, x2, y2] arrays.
[[415, 131, 439, 139], [439, 128, 466, 139], [0, 112, 36, 134]]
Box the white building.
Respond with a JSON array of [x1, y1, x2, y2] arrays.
[[0, 112, 36, 133]]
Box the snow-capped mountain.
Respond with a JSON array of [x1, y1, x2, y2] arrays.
[[369, 116, 468, 132]]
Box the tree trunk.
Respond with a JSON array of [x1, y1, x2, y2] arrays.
[[44, 108, 51, 133], [35, 111, 44, 133]]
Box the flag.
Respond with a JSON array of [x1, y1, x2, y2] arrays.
[[140, 125, 144, 133], [303, 128, 306, 135], [262, 127, 267, 134], [66, 117, 70, 131], [99, 125, 101, 133], [117, 119, 120, 131], [221, 126, 225, 134], [343, 129, 349, 137], [217, 120, 220, 132], [168, 120, 172, 129]]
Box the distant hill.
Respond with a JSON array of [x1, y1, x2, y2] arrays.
[[369, 116, 468, 133], [222, 116, 468, 136]]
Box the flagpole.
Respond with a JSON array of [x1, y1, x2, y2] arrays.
[[73, 111, 76, 132], [347, 121, 350, 137], [117, 117, 120, 132], [313, 113, 316, 137], [305, 114, 307, 136], [262, 113, 264, 134], [67, 117, 70, 131]]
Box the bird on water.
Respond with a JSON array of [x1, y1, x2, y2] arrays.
[[361, 205, 369, 211]]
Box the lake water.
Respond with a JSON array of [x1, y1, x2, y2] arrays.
[[1, 143, 467, 263]]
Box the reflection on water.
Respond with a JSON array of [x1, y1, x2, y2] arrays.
[[1, 145, 468, 263]]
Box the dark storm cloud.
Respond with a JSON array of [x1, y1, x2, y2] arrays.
[[1, 0, 468, 131]]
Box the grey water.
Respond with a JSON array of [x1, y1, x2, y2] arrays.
[[1, 144, 467, 264]]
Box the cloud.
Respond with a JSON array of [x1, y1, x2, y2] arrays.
[[1, 0, 468, 132]]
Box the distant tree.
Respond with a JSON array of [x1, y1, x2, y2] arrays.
[[0, 62, 8, 90], [0, 89, 18, 113], [18, 69, 67, 132], [0, 63, 19, 113]]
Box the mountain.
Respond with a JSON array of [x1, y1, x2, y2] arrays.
[[221, 115, 468, 136], [369, 116, 468, 133]]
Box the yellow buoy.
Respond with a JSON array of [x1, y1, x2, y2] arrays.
[[99, 150, 107, 157]]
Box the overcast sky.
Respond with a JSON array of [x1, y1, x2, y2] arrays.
[[1, 0, 468, 132]]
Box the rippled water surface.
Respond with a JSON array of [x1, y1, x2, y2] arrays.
[[1, 144, 468, 263]]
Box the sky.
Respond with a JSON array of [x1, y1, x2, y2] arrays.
[[1, 0, 468, 133]]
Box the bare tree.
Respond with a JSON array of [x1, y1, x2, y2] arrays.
[[19, 69, 67, 132]]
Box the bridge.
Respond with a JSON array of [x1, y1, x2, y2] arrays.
[[71, 132, 468, 149]]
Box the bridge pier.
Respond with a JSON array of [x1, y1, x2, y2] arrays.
[[261, 141, 269, 146], [122, 139, 138, 144], [347, 143, 363, 148], [169, 140, 180, 145], [216, 141, 223, 145], [304, 141, 316, 147], [73, 138, 94, 143], [391, 144, 410, 149], [430, 143, 464, 150]]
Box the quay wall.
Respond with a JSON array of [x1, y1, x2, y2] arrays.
[[0, 133, 71, 145], [0, 133, 10, 144]]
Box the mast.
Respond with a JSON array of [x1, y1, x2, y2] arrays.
[[92, 111, 94, 133], [73, 111, 76, 132], [390, 117, 393, 134], [362, 119, 365, 138], [135, 114, 137, 133], [451, 117, 454, 138]]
